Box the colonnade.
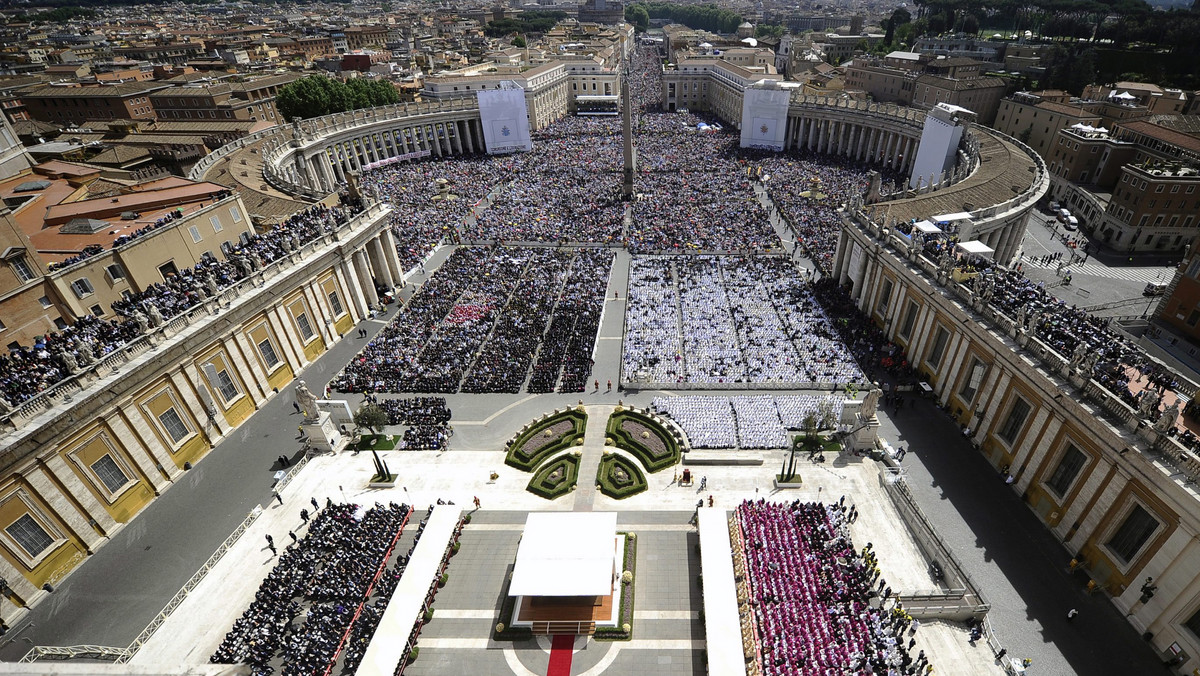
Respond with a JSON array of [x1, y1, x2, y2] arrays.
[[786, 115, 918, 175], [276, 116, 486, 194], [341, 225, 405, 314]]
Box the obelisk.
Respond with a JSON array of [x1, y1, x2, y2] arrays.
[[621, 77, 636, 201]]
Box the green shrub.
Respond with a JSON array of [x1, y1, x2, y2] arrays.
[[605, 410, 679, 472], [408, 647, 419, 662], [526, 453, 581, 499], [505, 409, 588, 471], [439, 572, 449, 587], [597, 455, 647, 499], [424, 608, 434, 623]]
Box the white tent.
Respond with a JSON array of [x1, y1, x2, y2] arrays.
[[914, 220, 943, 234], [956, 240, 994, 260], [932, 212, 973, 223], [510, 512, 617, 597]]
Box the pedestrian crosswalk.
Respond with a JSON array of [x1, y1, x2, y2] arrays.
[[1022, 259, 1170, 283]]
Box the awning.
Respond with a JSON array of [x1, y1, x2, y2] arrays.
[[932, 212, 973, 222], [914, 220, 942, 234], [956, 240, 994, 259]]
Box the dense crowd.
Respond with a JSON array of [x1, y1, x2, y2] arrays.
[[811, 279, 918, 384], [0, 199, 363, 411], [623, 257, 864, 387], [376, 397, 452, 451], [333, 246, 611, 395], [737, 499, 928, 676], [211, 502, 411, 676], [653, 395, 844, 449]]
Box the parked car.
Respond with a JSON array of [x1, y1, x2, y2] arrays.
[[1064, 216, 1079, 230], [1144, 282, 1168, 296], [1057, 208, 1072, 223]]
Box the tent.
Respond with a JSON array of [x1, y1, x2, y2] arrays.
[[956, 240, 994, 260], [914, 220, 943, 234]]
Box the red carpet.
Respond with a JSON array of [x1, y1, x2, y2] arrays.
[[547, 634, 575, 676]]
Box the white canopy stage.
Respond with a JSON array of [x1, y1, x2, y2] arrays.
[[914, 220, 943, 234], [932, 212, 973, 224], [510, 512, 617, 597], [956, 240, 995, 259]]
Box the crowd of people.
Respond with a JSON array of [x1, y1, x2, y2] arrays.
[[736, 499, 927, 676], [374, 397, 452, 451], [0, 199, 363, 411], [211, 501, 411, 676], [333, 246, 611, 395], [623, 256, 865, 387], [811, 279, 918, 385], [112, 206, 195, 248], [653, 395, 844, 449]]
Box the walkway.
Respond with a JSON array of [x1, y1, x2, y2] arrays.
[[874, 397, 1165, 676], [0, 302, 409, 660], [573, 405, 615, 512]]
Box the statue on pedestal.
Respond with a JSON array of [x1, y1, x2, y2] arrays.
[[1138, 388, 1161, 418], [0, 394, 12, 414], [132, 310, 150, 334], [1016, 304, 1027, 328], [74, 340, 96, 366], [1070, 342, 1089, 371], [147, 304, 164, 328], [295, 380, 320, 420], [1154, 400, 1181, 433], [57, 349, 79, 374], [860, 385, 882, 420]]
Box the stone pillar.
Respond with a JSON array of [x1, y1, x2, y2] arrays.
[[180, 364, 234, 439], [220, 337, 268, 405], [381, 228, 404, 284], [353, 249, 379, 307], [337, 259, 370, 320], [104, 413, 174, 491], [461, 121, 475, 154], [367, 236, 396, 289], [972, 372, 1012, 445], [42, 454, 118, 535], [23, 465, 102, 551], [302, 282, 338, 345], [269, 305, 308, 369]]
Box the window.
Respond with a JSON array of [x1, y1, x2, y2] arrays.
[[104, 263, 125, 283], [295, 312, 315, 341], [328, 290, 344, 316], [958, 358, 986, 404], [90, 454, 130, 493], [1046, 445, 1087, 496], [258, 338, 280, 369], [70, 277, 94, 299], [998, 398, 1032, 444], [188, 225, 202, 243], [38, 296, 52, 309], [230, 206, 242, 223], [210, 216, 222, 233], [90, 304, 104, 317], [158, 407, 190, 443], [899, 301, 919, 339], [6, 514, 53, 558], [877, 278, 893, 316], [1106, 504, 1159, 564], [10, 255, 34, 282], [927, 326, 950, 368], [213, 368, 239, 402], [1184, 607, 1200, 641]]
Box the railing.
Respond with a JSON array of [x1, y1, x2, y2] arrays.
[[878, 470, 989, 617], [851, 207, 1200, 496], [530, 621, 596, 635], [19, 645, 131, 663], [0, 202, 389, 435]]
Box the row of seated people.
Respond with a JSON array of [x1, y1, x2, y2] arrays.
[[736, 498, 926, 676], [333, 247, 610, 395], [210, 501, 410, 676], [378, 397, 451, 426], [0, 198, 364, 412]]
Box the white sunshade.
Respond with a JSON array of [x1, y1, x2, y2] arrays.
[[932, 212, 973, 222], [956, 240, 994, 258], [510, 512, 617, 597], [914, 220, 942, 234]]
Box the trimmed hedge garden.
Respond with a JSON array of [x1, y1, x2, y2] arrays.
[[505, 408, 587, 471], [595, 532, 637, 641], [597, 454, 647, 499], [526, 453, 580, 500], [606, 409, 680, 473]]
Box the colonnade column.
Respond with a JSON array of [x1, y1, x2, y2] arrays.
[[381, 228, 404, 283], [367, 237, 395, 290], [352, 249, 379, 307]]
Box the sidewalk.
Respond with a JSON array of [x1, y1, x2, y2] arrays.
[[874, 397, 1165, 676]]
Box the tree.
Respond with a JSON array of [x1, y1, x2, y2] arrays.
[[354, 403, 389, 434], [884, 8, 912, 45], [625, 4, 650, 32], [511, 35, 526, 48], [275, 75, 399, 122]]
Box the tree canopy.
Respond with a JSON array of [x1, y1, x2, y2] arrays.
[[483, 11, 567, 38], [275, 76, 400, 122], [624, 4, 650, 32], [627, 2, 744, 34]]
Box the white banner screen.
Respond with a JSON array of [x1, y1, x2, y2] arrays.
[[740, 87, 790, 151], [477, 85, 532, 155]]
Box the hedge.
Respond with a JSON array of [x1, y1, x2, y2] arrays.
[[606, 409, 680, 472], [526, 453, 580, 500], [595, 531, 637, 641], [597, 454, 647, 499], [505, 409, 588, 472]]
